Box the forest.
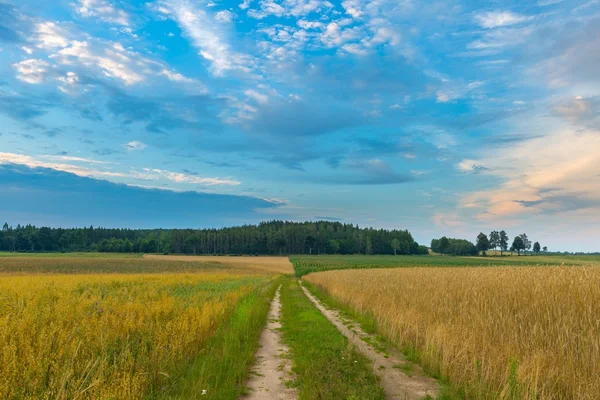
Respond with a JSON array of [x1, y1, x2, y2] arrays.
[[0, 221, 429, 256]]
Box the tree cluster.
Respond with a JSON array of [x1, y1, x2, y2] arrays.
[[430, 237, 478, 256], [0, 221, 428, 256], [476, 231, 546, 256]]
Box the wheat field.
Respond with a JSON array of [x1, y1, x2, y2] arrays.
[[305, 266, 600, 399], [0, 272, 269, 399], [144, 255, 294, 274]]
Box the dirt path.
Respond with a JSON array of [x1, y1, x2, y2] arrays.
[[300, 282, 439, 400], [242, 285, 296, 400]]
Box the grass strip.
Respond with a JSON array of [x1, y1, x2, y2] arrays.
[[279, 278, 385, 400], [157, 277, 281, 400]]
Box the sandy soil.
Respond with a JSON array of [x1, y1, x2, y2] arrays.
[[300, 282, 439, 400], [242, 286, 296, 400], [143, 255, 294, 274]]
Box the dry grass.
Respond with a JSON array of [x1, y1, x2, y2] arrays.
[[305, 266, 600, 399], [0, 272, 268, 399], [144, 255, 294, 274]]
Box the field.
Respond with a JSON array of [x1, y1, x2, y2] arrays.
[[291, 254, 600, 276], [304, 266, 600, 399], [144, 255, 294, 274], [0, 255, 281, 399]]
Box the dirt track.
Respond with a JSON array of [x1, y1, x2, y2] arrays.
[[300, 282, 439, 400], [242, 285, 296, 400]]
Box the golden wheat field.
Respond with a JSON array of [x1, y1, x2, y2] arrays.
[[144, 255, 294, 274], [305, 266, 600, 399], [0, 272, 272, 399]]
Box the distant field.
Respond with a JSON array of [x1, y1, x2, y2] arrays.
[[305, 266, 600, 399], [144, 255, 294, 274], [291, 254, 600, 276]]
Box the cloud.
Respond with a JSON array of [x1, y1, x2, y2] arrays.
[[474, 11, 529, 29], [0, 3, 26, 43], [158, 0, 253, 76], [75, 0, 130, 26], [125, 141, 147, 151], [457, 126, 600, 219], [456, 159, 490, 174], [12, 59, 50, 84], [0, 164, 278, 228], [0, 152, 241, 187], [550, 96, 600, 127]]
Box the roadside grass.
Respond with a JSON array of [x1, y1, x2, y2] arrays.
[[159, 278, 281, 399], [303, 281, 461, 400], [279, 278, 385, 400], [290, 254, 600, 276]]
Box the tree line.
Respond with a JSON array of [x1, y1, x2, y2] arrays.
[[432, 231, 547, 256], [0, 221, 429, 256]]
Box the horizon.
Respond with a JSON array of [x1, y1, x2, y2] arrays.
[[1, 0, 599, 253]]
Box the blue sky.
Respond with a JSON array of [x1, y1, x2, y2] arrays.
[[1, 0, 599, 251]]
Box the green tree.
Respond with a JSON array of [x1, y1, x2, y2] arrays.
[[365, 237, 373, 255], [489, 231, 500, 254], [391, 238, 400, 255], [512, 235, 525, 256], [533, 241, 541, 255], [519, 233, 531, 255], [543, 246, 548, 253], [476, 232, 490, 256], [499, 230, 509, 256], [328, 239, 340, 254], [305, 235, 316, 254], [439, 236, 450, 255]]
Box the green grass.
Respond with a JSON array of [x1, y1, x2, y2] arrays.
[[279, 278, 385, 400], [154, 278, 280, 399], [290, 254, 600, 276]]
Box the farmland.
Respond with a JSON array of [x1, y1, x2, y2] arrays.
[[304, 266, 600, 399], [0, 255, 282, 399], [291, 254, 600, 276]]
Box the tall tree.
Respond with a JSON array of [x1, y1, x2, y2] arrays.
[[543, 246, 548, 253], [489, 231, 500, 254], [391, 238, 400, 255], [305, 235, 316, 255], [476, 233, 490, 256], [519, 233, 531, 255], [512, 236, 525, 256], [439, 236, 450, 255], [499, 230, 509, 256], [533, 242, 541, 255]]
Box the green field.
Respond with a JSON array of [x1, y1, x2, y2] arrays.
[[290, 254, 600, 276]]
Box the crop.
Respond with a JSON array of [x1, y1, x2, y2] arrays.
[[305, 266, 600, 399], [0, 272, 272, 399]]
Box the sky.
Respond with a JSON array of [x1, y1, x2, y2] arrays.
[[0, 0, 599, 251]]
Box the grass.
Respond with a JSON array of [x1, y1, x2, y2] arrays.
[[290, 254, 600, 276], [305, 266, 600, 399], [0, 271, 276, 399], [279, 278, 386, 400]]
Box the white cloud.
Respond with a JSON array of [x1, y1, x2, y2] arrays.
[[57, 71, 80, 93], [240, 0, 253, 10], [474, 11, 529, 29], [22, 46, 33, 55], [245, 89, 269, 104], [125, 141, 147, 151], [160, 0, 252, 76], [36, 22, 70, 49], [75, 0, 130, 26], [143, 168, 241, 185], [215, 10, 234, 22], [13, 59, 50, 84], [55, 40, 144, 85], [248, 0, 333, 19]]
